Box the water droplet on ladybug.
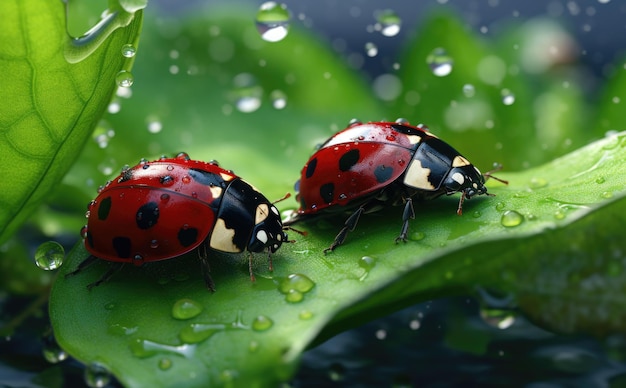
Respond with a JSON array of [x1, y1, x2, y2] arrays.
[[80, 225, 89, 238], [139, 158, 148, 164], [34, 241, 65, 271], [338, 193, 347, 200], [160, 175, 174, 186], [500, 210, 523, 227], [348, 118, 362, 126], [97, 185, 105, 193], [166, 165, 174, 171], [208, 160, 219, 166], [386, 134, 396, 141], [182, 175, 191, 184], [120, 164, 130, 174], [160, 193, 170, 202], [150, 239, 159, 249], [172, 298, 203, 320], [175, 152, 190, 160], [142, 164, 150, 170], [395, 117, 410, 124], [159, 155, 167, 160], [251, 315, 273, 331], [85, 210, 91, 218], [191, 192, 198, 198]]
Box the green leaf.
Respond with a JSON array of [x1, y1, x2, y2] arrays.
[[50, 130, 626, 386], [0, 0, 143, 244]]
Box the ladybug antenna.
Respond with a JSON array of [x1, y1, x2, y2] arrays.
[[272, 192, 292, 204], [283, 225, 307, 237], [483, 163, 509, 185]]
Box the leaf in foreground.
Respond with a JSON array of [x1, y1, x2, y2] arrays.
[[50, 132, 626, 386]]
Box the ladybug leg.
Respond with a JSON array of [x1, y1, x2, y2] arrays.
[[86, 262, 124, 290], [395, 197, 415, 244], [248, 252, 257, 283], [198, 244, 216, 292], [324, 205, 365, 254], [64, 255, 99, 278]]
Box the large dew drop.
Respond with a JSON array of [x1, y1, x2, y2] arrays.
[[115, 70, 134, 87], [34, 241, 65, 271], [427, 48, 454, 77], [375, 9, 402, 37], [256, 2, 291, 42]]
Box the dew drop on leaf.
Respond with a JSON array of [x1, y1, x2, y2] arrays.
[[172, 298, 203, 320], [270, 89, 287, 109], [251, 315, 273, 331], [115, 70, 134, 87], [256, 2, 291, 42], [501, 88, 516, 105], [364, 42, 378, 57], [34, 241, 65, 271], [462, 83, 476, 97], [427, 47, 454, 77], [158, 358, 172, 371], [501, 210, 524, 227], [121, 43, 136, 58]]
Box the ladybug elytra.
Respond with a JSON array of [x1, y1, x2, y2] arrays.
[[285, 119, 507, 252], [68, 152, 288, 291]]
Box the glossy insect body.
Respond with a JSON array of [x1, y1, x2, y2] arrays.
[[286, 120, 505, 251], [73, 152, 288, 290]]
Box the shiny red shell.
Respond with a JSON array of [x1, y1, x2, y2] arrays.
[[295, 121, 434, 214], [83, 155, 235, 265]]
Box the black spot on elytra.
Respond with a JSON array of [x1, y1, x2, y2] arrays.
[[98, 197, 112, 220], [374, 165, 393, 183], [305, 158, 318, 178], [136, 202, 159, 229], [319, 182, 335, 203], [178, 227, 198, 247], [339, 149, 360, 172], [112, 236, 131, 258], [188, 168, 223, 186], [391, 124, 424, 136]]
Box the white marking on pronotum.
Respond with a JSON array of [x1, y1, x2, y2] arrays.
[[406, 135, 422, 145], [452, 155, 471, 167], [220, 173, 234, 181], [451, 172, 465, 186], [209, 186, 223, 199], [209, 218, 239, 252], [255, 203, 270, 224], [256, 230, 268, 244], [404, 159, 435, 190], [271, 205, 279, 215]]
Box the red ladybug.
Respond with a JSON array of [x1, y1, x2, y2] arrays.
[[69, 152, 288, 291], [285, 119, 507, 252]]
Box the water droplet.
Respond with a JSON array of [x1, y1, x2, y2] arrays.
[[375, 9, 402, 37], [602, 191, 613, 199], [328, 362, 346, 381], [410, 231, 425, 241], [495, 202, 506, 211], [270, 89, 287, 109], [115, 70, 134, 87], [121, 43, 136, 58], [146, 117, 163, 134], [80, 225, 89, 238], [277, 273, 315, 302], [248, 340, 259, 353], [299, 310, 314, 320], [172, 298, 203, 320], [179, 323, 226, 343], [365, 42, 378, 57], [251, 315, 273, 331], [529, 177, 548, 189], [462, 84, 475, 97], [158, 358, 172, 370], [231, 73, 262, 113], [501, 88, 516, 105], [85, 362, 111, 388], [554, 210, 566, 220], [42, 331, 68, 363], [480, 308, 516, 329], [256, 2, 291, 42], [375, 328, 387, 340], [130, 338, 195, 358], [501, 210, 523, 227], [427, 48, 453, 77], [348, 118, 362, 126], [595, 176, 606, 184], [34, 241, 65, 270], [472, 210, 482, 218]]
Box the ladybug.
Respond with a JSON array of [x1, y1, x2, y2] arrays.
[[285, 119, 507, 252], [68, 152, 289, 291]]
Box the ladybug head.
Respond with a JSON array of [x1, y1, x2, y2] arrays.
[[443, 165, 487, 198], [247, 203, 288, 254]]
